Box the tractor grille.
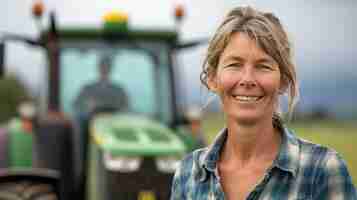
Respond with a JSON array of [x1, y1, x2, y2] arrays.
[[105, 157, 172, 200]]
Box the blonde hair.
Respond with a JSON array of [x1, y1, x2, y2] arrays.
[[200, 6, 299, 123]]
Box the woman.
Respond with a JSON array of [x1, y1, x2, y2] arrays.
[[170, 6, 356, 200]]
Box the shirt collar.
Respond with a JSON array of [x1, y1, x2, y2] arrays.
[[274, 127, 300, 177], [198, 126, 300, 182], [199, 128, 227, 173]]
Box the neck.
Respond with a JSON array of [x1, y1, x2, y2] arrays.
[[221, 117, 281, 167]]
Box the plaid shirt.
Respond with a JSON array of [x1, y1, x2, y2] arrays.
[[171, 127, 357, 200]]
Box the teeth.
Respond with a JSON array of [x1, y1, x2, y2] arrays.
[[234, 95, 260, 102]]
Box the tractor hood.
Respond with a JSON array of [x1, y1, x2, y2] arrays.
[[90, 114, 186, 156]]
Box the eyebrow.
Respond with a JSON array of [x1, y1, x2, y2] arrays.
[[222, 55, 276, 64], [221, 55, 244, 64], [255, 58, 277, 65]]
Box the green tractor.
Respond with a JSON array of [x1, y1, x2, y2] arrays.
[[0, 4, 205, 200]]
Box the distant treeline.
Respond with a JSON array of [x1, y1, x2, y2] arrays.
[[0, 75, 30, 123]]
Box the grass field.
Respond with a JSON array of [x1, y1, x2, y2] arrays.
[[202, 114, 357, 185]]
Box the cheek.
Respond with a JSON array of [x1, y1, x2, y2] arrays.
[[217, 71, 239, 91], [263, 75, 281, 97]]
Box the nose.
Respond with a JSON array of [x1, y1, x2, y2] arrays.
[[239, 67, 256, 87]]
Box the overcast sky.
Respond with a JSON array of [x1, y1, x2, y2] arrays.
[[2, 0, 357, 110]]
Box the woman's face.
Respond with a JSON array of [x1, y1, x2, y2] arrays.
[[209, 32, 282, 125]]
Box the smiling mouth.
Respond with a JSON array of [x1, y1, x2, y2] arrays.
[[232, 95, 264, 102]]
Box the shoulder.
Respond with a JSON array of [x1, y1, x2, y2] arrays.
[[109, 83, 125, 90], [286, 130, 351, 176], [294, 137, 357, 198], [81, 83, 97, 91], [296, 136, 347, 171], [297, 137, 331, 158], [108, 84, 127, 95], [297, 136, 351, 165], [171, 148, 208, 197], [75, 83, 97, 100], [175, 147, 207, 182], [175, 147, 208, 179], [283, 128, 333, 168]]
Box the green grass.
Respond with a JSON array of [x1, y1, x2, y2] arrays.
[[202, 114, 357, 185]]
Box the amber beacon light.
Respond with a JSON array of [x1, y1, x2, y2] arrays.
[[174, 4, 185, 23], [32, 0, 44, 18]]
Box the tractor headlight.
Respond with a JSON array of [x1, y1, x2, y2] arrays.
[[103, 153, 142, 172], [155, 156, 181, 173]]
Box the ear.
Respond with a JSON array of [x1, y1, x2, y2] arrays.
[[207, 73, 219, 93]]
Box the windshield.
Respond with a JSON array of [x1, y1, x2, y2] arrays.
[[59, 40, 173, 123]]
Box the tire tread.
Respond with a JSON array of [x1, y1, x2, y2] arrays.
[[0, 181, 57, 200]]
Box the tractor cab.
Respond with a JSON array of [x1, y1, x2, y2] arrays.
[[59, 28, 175, 125]]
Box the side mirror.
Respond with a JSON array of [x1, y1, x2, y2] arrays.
[[0, 42, 5, 77]]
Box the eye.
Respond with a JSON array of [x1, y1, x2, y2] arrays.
[[224, 62, 243, 69], [257, 64, 274, 71]]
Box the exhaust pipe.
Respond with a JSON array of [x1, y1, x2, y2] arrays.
[[0, 42, 5, 77]]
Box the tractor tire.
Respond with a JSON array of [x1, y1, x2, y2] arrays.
[[0, 181, 58, 200]]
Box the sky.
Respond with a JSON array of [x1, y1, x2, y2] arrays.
[[2, 0, 357, 116]]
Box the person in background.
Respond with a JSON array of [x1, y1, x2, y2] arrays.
[[74, 55, 129, 114], [186, 106, 208, 148], [72, 55, 130, 196], [170, 6, 357, 200]]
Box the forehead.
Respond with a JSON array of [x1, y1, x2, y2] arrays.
[[220, 32, 275, 63]]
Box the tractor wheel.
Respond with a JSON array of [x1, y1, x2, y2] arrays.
[[0, 181, 58, 200]]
